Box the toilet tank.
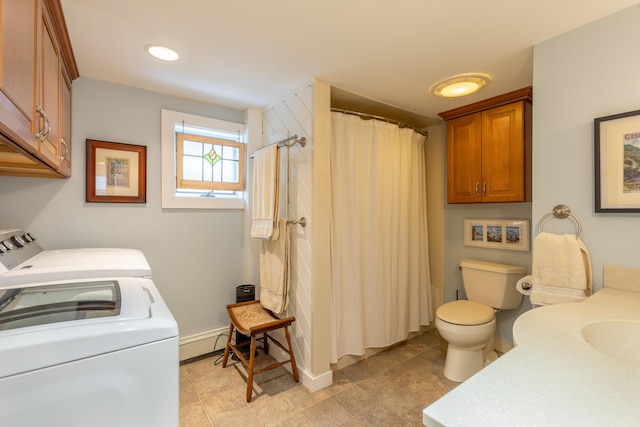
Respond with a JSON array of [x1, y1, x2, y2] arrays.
[[460, 259, 526, 310]]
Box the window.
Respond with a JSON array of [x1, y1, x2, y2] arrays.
[[161, 109, 246, 209], [176, 133, 244, 192]]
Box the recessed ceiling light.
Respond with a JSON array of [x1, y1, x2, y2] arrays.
[[431, 73, 492, 98], [144, 44, 180, 62]]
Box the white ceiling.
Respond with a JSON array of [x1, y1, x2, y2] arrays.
[[60, 0, 638, 125]]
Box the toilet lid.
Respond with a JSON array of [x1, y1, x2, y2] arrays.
[[436, 300, 495, 325]]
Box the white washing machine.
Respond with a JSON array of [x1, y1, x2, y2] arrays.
[[0, 229, 178, 427], [0, 228, 151, 286]]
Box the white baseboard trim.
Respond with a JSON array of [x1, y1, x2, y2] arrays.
[[179, 326, 229, 362], [495, 338, 515, 354], [302, 368, 333, 392]]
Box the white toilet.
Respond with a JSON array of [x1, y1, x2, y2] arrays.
[[435, 258, 526, 382]]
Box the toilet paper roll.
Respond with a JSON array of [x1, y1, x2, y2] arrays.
[[516, 275, 533, 296]]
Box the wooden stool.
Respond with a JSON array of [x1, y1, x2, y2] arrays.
[[222, 299, 299, 402]]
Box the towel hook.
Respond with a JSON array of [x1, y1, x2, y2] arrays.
[[287, 217, 307, 227], [536, 204, 582, 237]]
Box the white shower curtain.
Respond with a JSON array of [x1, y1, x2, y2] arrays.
[[330, 112, 432, 363]]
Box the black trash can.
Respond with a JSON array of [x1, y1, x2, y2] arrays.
[[233, 284, 256, 360]]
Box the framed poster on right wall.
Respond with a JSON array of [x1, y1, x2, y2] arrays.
[[594, 109, 640, 213]]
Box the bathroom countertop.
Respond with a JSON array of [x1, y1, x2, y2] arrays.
[[422, 288, 640, 427]]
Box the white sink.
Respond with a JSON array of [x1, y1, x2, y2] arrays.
[[582, 321, 640, 370]]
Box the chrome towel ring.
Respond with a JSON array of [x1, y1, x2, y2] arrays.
[[536, 204, 582, 237]]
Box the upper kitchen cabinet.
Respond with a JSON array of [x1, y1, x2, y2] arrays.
[[439, 87, 532, 204], [0, 0, 78, 178]]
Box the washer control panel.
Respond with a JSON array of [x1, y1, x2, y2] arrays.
[[0, 229, 44, 272]]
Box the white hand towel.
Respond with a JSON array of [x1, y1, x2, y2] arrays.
[[259, 219, 290, 314], [530, 232, 593, 306], [251, 144, 280, 239]]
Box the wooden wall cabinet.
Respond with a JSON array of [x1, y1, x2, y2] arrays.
[[440, 87, 532, 204], [0, 0, 78, 178]]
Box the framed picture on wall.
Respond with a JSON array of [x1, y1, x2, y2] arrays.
[[464, 219, 530, 252], [86, 139, 147, 203], [595, 109, 640, 213]]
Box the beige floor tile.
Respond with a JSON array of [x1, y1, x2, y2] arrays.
[[251, 394, 299, 425], [397, 354, 440, 379], [180, 401, 211, 427], [338, 361, 377, 383], [210, 407, 260, 427], [407, 372, 457, 407], [301, 397, 352, 427], [356, 367, 418, 400], [283, 383, 330, 409], [331, 384, 378, 416], [358, 352, 394, 373], [179, 378, 200, 409], [380, 341, 425, 364], [418, 345, 447, 366], [323, 371, 354, 397], [262, 412, 312, 427], [379, 385, 430, 423], [200, 388, 248, 422], [336, 419, 364, 427], [191, 369, 234, 399], [354, 402, 405, 426]]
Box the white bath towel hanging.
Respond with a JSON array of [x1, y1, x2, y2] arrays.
[[259, 219, 290, 314], [251, 144, 280, 240], [530, 232, 593, 306]]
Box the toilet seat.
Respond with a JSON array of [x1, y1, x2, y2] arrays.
[[436, 300, 495, 326]]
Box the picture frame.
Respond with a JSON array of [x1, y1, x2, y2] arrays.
[[463, 219, 529, 252], [594, 109, 640, 213], [86, 139, 147, 203]]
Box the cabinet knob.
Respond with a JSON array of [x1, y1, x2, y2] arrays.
[[483, 182, 487, 197], [475, 182, 480, 198]]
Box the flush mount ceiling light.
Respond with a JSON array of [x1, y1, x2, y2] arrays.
[[144, 44, 180, 61], [431, 73, 492, 98]]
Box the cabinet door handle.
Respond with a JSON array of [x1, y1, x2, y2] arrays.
[[60, 139, 68, 161], [483, 182, 487, 197], [475, 182, 480, 198], [35, 105, 46, 140], [35, 105, 50, 142]]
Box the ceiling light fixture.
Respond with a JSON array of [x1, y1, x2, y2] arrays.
[[431, 73, 492, 98], [144, 44, 180, 62]]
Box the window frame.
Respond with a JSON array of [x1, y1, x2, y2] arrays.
[[161, 109, 246, 209]]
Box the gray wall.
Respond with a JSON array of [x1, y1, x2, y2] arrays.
[[0, 77, 246, 337], [532, 5, 640, 290]]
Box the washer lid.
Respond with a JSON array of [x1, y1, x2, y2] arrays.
[[436, 300, 495, 325], [0, 248, 151, 286], [0, 277, 177, 379]]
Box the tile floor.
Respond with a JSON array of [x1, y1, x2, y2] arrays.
[[179, 327, 458, 427]]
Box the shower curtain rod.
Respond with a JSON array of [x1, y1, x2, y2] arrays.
[[248, 135, 306, 158], [331, 107, 429, 138]]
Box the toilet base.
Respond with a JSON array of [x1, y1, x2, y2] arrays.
[[442, 342, 497, 383]]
